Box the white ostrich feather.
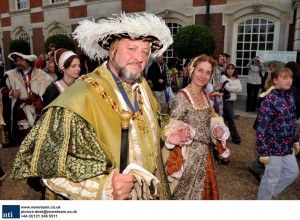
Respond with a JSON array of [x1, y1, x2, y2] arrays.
[[72, 12, 173, 60]]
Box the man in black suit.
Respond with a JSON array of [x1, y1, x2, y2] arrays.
[[147, 55, 168, 113]]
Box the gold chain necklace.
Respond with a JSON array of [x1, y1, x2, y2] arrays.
[[79, 75, 148, 133], [189, 84, 203, 107]]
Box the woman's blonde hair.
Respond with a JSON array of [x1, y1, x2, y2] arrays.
[[264, 67, 293, 90], [188, 54, 216, 77]]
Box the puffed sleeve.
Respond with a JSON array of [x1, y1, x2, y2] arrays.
[[12, 106, 112, 199]]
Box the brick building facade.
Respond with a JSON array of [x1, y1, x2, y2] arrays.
[[1, 0, 300, 93]]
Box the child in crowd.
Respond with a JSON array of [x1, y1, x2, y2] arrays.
[[256, 67, 299, 200]]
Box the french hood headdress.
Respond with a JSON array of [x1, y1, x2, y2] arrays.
[[54, 48, 77, 71]]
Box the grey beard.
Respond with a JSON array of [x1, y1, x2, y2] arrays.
[[117, 67, 142, 84]]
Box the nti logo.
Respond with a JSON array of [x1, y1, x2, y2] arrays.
[[2, 205, 20, 219]]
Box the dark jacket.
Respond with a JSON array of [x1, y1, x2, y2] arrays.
[[147, 61, 167, 91], [256, 88, 299, 156]]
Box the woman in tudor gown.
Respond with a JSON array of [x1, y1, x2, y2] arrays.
[[165, 54, 222, 200]]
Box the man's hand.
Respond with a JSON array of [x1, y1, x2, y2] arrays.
[[259, 156, 270, 164], [158, 79, 164, 84], [112, 170, 135, 200], [11, 89, 20, 98], [167, 125, 192, 146]]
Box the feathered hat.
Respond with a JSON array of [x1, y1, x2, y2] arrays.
[[8, 52, 37, 62], [54, 48, 77, 71], [72, 12, 173, 60]]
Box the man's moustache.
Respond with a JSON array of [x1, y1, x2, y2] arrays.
[[127, 61, 142, 68]]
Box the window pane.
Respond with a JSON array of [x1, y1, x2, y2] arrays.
[[260, 19, 267, 25], [245, 25, 251, 33], [252, 25, 259, 33], [259, 43, 265, 50], [245, 34, 251, 42], [244, 52, 251, 60], [268, 24, 275, 32], [237, 43, 243, 50], [267, 43, 273, 50], [253, 18, 259, 24], [252, 34, 258, 42], [238, 26, 244, 33], [236, 59, 243, 67], [259, 34, 266, 41], [260, 25, 266, 33], [267, 34, 274, 41], [252, 43, 258, 50], [236, 52, 243, 59], [245, 43, 250, 50], [237, 34, 244, 41]]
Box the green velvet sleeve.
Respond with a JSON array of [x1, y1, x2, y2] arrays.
[[12, 107, 111, 182]]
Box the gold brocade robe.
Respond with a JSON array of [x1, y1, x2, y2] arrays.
[[12, 62, 170, 199]]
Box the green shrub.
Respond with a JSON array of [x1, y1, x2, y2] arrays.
[[173, 24, 216, 59], [44, 34, 75, 52], [9, 39, 31, 54]]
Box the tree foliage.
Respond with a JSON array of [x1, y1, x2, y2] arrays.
[[173, 24, 216, 59], [9, 39, 31, 55], [44, 34, 75, 52]]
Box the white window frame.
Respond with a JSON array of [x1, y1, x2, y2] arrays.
[[234, 17, 276, 75], [51, 28, 68, 36], [18, 31, 30, 46], [165, 22, 182, 65], [16, 0, 28, 10]]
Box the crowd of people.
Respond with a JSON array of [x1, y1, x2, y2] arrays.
[[0, 12, 299, 200]]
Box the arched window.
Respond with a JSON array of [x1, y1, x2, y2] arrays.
[[165, 22, 182, 64], [18, 31, 30, 45], [51, 28, 68, 36], [236, 18, 275, 75]]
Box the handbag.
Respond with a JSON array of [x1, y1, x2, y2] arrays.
[[220, 80, 230, 100]]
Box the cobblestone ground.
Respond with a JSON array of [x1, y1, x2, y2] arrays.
[[0, 116, 300, 200]]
